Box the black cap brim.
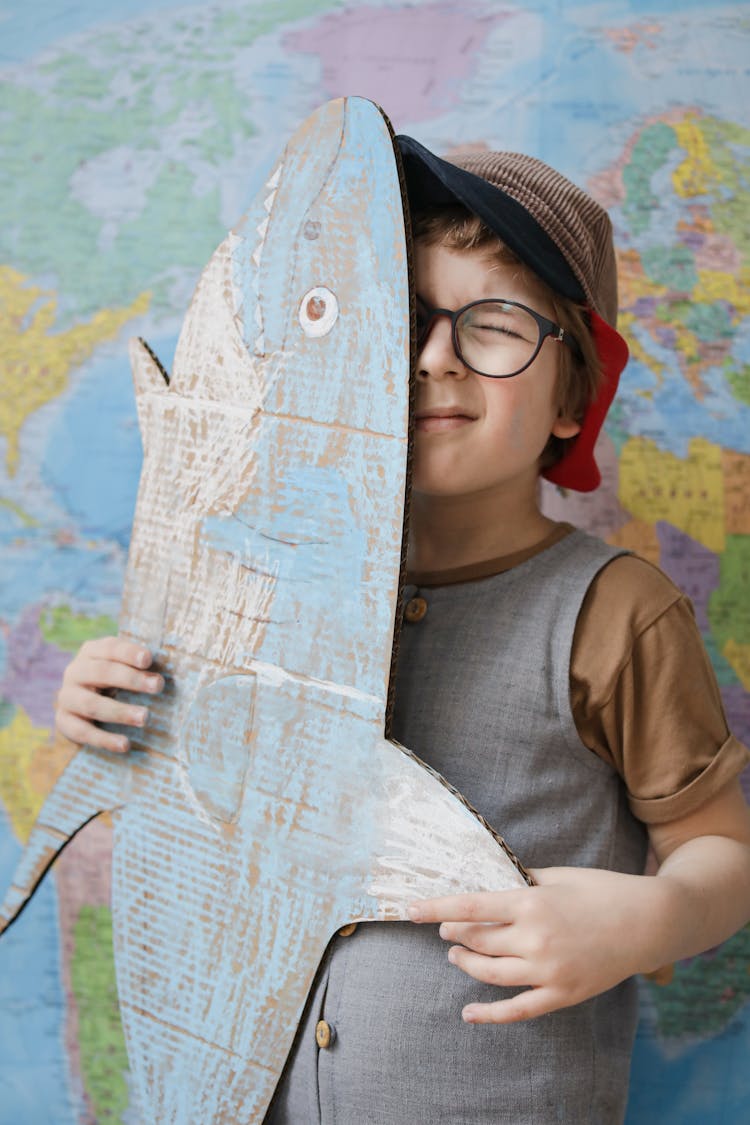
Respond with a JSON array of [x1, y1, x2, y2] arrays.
[[396, 135, 585, 305]]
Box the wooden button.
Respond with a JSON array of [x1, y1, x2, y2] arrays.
[[404, 596, 427, 623], [338, 922, 358, 937], [315, 1019, 335, 1049]]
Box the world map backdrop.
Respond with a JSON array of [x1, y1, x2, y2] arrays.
[[1, 1, 749, 1121]]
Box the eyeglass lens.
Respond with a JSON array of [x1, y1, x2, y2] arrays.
[[417, 300, 544, 378]]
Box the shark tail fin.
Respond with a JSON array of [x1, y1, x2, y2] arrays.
[[0, 746, 130, 934]]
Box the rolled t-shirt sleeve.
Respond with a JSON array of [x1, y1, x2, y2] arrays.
[[571, 555, 750, 825]]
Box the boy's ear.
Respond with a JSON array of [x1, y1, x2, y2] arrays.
[[551, 412, 581, 440]]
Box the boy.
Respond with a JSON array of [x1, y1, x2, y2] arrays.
[[56, 136, 750, 1122]]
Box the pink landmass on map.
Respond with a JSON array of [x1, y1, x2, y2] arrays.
[[0, 606, 69, 727], [694, 232, 742, 274], [284, 3, 514, 124], [57, 818, 114, 1124]]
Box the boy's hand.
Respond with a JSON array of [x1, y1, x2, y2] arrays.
[[409, 782, 750, 1024], [408, 866, 669, 1024], [55, 637, 164, 754]]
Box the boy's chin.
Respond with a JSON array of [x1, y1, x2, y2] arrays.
[[410, 475, 473, 501]]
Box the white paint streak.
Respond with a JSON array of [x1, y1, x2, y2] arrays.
[[248, 660, 382, 707]]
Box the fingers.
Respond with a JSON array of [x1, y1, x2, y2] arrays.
[[408, 889, 525, 925], [462, 988, 557, 1025], [57, 713, 131, 755], [62, 639, 163, 696], [447, 945, 530, 989], [60, 684, 150, 729], [439, 919, 516, 954], [67, 656, 164, 696], [55, 635, 164, 753], [78, 636, 154, 670]]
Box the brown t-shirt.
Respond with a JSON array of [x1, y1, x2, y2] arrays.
[[408, 522, 750, 826]]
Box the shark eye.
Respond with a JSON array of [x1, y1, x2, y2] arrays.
[[298, 286, 338, 337]]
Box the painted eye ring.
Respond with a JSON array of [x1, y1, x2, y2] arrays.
[[298, 286, 339, 337]]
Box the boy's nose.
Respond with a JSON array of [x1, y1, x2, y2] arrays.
[[416, 318, 468, 381]]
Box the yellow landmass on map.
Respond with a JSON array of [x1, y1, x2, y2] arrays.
[[693, 268, 750, 317], [723, 451, 750, 535], [723, 639, 750, 692], [0, 709, 52, 843], [0, 266, 150, 475], [0, 709, 77, 844], [672, 116, 713, 198], [619, 437, 725, 553]]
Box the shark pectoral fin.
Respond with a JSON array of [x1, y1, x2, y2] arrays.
[[0, 745, 131, 934], [182, 674, 257, 823], [367, 739, 530, 919]]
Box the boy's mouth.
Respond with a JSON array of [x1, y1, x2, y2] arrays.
[[414, 406, 476, 433]]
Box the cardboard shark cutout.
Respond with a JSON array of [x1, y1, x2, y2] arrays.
[[0, 98, 528, 1122]]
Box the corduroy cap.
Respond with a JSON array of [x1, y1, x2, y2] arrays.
[[396, 135, 629, 492]]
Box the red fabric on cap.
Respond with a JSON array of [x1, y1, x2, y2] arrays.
[[542, 311, 629, 492]]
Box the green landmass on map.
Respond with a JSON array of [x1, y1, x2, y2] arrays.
[[648, 924, 750, 1039], [701, 632, 743, 687], [699, 117, 750, 265], [642, 246, 697, 294], [708, 536, 750, 648], [39, 606, 119, 652], [621, 122, 676, 235], [724, 362, 750, 407], [71, 906, 129, 1122]]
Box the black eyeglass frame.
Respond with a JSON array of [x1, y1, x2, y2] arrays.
[[416, 295, 582, 379]]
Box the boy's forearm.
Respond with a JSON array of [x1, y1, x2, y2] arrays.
[[646, 835, 750, 970], [640, 778, 750, 971]]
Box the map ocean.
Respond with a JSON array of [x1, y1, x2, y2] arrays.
[[1, 0, 749, 1120]]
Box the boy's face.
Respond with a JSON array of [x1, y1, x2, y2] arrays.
[[412, 241, 579, 501]]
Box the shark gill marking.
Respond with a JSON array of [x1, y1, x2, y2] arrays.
[[258, 409, 403, 441], [245, 658, 383, 707]]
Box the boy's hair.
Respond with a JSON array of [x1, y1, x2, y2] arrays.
[[413, 204, 603, 471]]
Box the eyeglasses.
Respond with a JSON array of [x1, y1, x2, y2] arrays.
[[416, 295, 581, 379]]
